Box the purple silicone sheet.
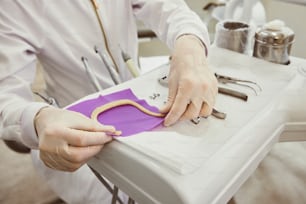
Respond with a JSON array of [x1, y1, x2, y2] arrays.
[[68, 88, 165, 137]]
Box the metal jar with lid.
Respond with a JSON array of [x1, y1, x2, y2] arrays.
[[253, 20, 294, 65]]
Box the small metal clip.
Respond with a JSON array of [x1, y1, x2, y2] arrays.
[[158, 75, 169, 87], [149, 93, 160, 100], [191, 116, 201, 125], [33, 92, 59, 107], [190, 108, 226, 125]]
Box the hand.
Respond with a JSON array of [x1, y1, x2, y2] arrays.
[[160, 35, 218, 126], [34, 107, 121, 172]]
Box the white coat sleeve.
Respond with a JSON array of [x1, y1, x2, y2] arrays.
[[0, 1, 49, 149], [131, 0, 210, 52]]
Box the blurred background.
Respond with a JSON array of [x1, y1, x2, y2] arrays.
[[1, 1, 305, 204], [139, 0, 306, 59]]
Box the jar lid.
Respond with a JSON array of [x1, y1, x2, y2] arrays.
[[255, 20, 294, 45]]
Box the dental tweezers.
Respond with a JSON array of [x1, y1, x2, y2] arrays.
[[158, 74, 249, 101], [215, 73, 262, 95]]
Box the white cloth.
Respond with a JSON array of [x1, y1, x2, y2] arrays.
[[0, 0, 209, 203]]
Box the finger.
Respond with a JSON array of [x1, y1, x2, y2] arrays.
[[159, 100, 172, 114], [40, 151, 81, 172], [92, 123, 122, 136], [159, 82, 178, 114], [163, 91, 191, 126], [60, 145, 104, 164], [200, 102, 213, 118], [200, 84, 216, 117], [62, 128, 113, 147], [70, 116, 119, 133], [180, 99, 202, 120], [204, 81, 218, 108], [92, 122, 122, 135]]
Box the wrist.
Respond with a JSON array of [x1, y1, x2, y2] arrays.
[[176, 34, 208, 56], [34, 106, 52, 138]]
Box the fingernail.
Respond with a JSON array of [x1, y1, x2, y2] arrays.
[[106, 130, 121, 136], [114, 130, 122, 136], [163, 121, 171, 127]]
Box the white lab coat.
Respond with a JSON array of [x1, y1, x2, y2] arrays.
[[0, 0, 209, 203]]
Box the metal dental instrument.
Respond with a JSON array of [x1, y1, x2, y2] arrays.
[[218, 86, 248, 101], [215, 73, 262, 95], [191, 107, 227, 125], [81, 57, 103, 92], [158, 75, 169, 87], [212, 108, 227, 120], [159, 74, 254, 100], [121, 50, 140, 78], [33, 92, 59, 107], [191, 116, 201, 125], [89, 166, 124, 204], [94, 46, 121, 85]]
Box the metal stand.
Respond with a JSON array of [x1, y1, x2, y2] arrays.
[[89, 166, 135, 204]]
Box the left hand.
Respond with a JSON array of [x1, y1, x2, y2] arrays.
[[35, 107, 120, 172], [160, 34, 218, 126]]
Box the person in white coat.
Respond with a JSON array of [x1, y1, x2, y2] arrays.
[[0, 0, 217, 203]]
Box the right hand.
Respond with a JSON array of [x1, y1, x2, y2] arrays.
[[160, 34, 218, 126], [34, 107, 121, 172]]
